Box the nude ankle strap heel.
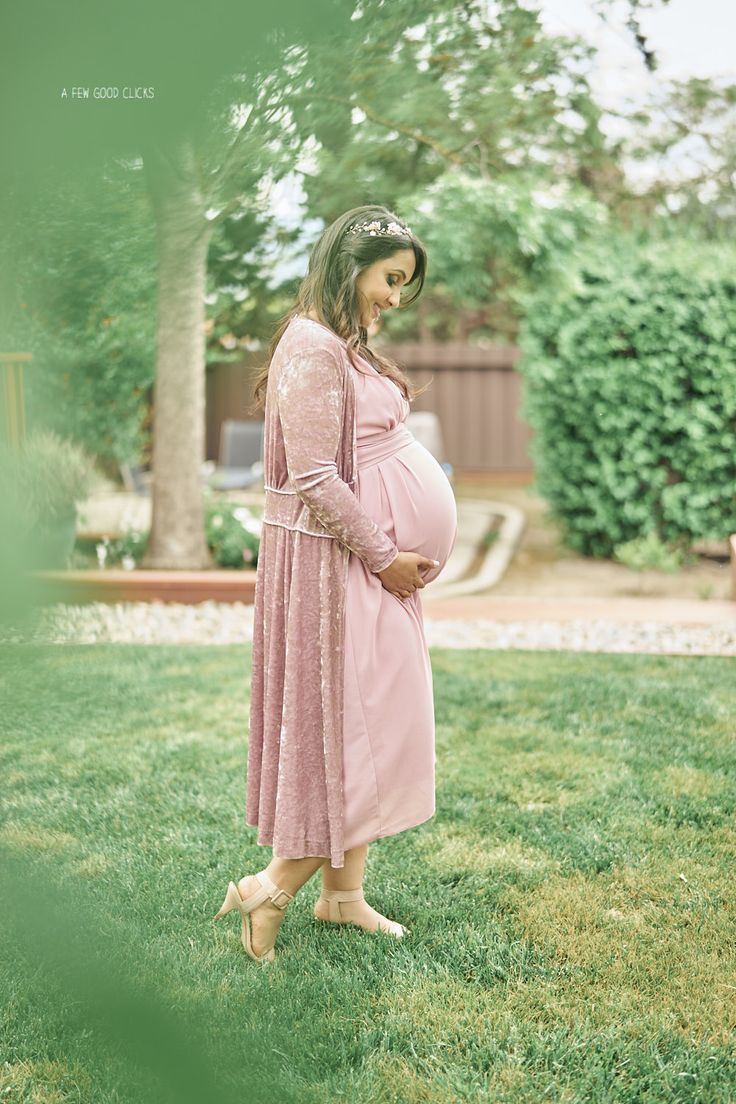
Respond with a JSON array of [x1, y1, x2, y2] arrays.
[[317, 887, 365, 922], [214, 870, 294, 963], [314, 886, 408, 938]]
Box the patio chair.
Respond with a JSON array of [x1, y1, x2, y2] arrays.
[[206, 419, 264, 491], [119, 462, 153, 496]]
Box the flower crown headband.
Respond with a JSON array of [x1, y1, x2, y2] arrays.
[[346, 218, 412, 238]]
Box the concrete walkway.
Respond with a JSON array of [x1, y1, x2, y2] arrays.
[[419, 594, 736, 655], [423, 594, 736, 625]]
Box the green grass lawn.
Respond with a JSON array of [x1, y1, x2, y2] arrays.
[[1, 644, 735, 1103]]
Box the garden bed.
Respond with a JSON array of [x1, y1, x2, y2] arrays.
[[32, 568, 257, 605]]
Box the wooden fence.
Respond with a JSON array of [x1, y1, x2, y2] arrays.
[[205, 341, 534, 473]]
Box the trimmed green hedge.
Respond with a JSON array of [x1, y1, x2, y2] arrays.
[[517, 240, 736, 556]]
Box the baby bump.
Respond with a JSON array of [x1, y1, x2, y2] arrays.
[[358, 440, 458, 586]]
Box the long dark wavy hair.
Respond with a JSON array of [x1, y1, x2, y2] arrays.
[[249, 204, 430, 413]]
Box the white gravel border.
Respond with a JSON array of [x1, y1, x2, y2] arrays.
[[1, 602, 735, 656]]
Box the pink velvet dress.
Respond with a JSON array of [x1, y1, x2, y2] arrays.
[[341, 349, 458, 849]]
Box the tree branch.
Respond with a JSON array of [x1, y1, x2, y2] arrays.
[[289, 93, 465, 166], [206, 104, 258, 206], [207, 89, 466, 226], [204, 91, 288, 213]]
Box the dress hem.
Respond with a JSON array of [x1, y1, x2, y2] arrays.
[[344, 809, 435, 853], [244, 820, 340, 862], [244, 810, 435, 866]]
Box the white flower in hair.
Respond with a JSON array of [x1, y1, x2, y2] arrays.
[[347, 218, 411, 237]]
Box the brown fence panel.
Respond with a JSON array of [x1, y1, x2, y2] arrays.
[[205, 354, 262, 461], [206, 342, 534, 473]]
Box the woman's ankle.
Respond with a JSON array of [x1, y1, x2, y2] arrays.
[[264, 854, 327, 898], [238, 872, 276, 900], [320, 881, 363, 895]]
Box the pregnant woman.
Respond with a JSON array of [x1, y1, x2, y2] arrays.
[[214, 205, 457, 962]]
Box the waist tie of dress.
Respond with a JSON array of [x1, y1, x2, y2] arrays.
[[356, 422, 415, 471], [262, 422, 416, 535]]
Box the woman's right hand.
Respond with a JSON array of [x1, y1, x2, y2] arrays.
[[377, 551, 439, 600]]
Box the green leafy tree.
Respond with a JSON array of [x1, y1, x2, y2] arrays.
[[1, 0, 673, 568], [13, 167, 157, 473], [213, 0, 664, 345], [276, 0, 618, 342], [623, 77, 736, 239], [399, 170, 608, 341], [2, 0, 339, 569]]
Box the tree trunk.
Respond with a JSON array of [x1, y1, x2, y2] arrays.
[[142, 138, 213, 569]]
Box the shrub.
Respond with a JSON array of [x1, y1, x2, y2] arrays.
[[203, 498, 261, 568], [7, 429, 100, 527], [16, 169, 157, 472], [613, 531, 686, 573], [517, 237, 736, 556]]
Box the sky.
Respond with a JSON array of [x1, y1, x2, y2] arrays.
[[538, 0, 735, 87], [534, 0, 736, 189]]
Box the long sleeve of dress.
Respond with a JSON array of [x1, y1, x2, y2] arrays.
[[277, 343, 400, 574]]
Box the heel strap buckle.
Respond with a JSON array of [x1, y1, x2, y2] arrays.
[[269, 888, 294, 910]]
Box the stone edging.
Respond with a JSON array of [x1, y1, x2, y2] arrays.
[[30, 568, 257, 605], [423, 499, 525, 602]]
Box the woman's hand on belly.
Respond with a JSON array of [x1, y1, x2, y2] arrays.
[[377, 551, 440, 601]]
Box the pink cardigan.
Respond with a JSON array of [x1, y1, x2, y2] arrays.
[[245, 316, 400, 868]]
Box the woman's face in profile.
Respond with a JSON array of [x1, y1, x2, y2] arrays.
[[355, 248, 416, 330]]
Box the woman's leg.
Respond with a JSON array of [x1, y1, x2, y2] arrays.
[[238, 854, 325, 957], [263, 854, 327, 896], [315, 843, 404, 934]]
